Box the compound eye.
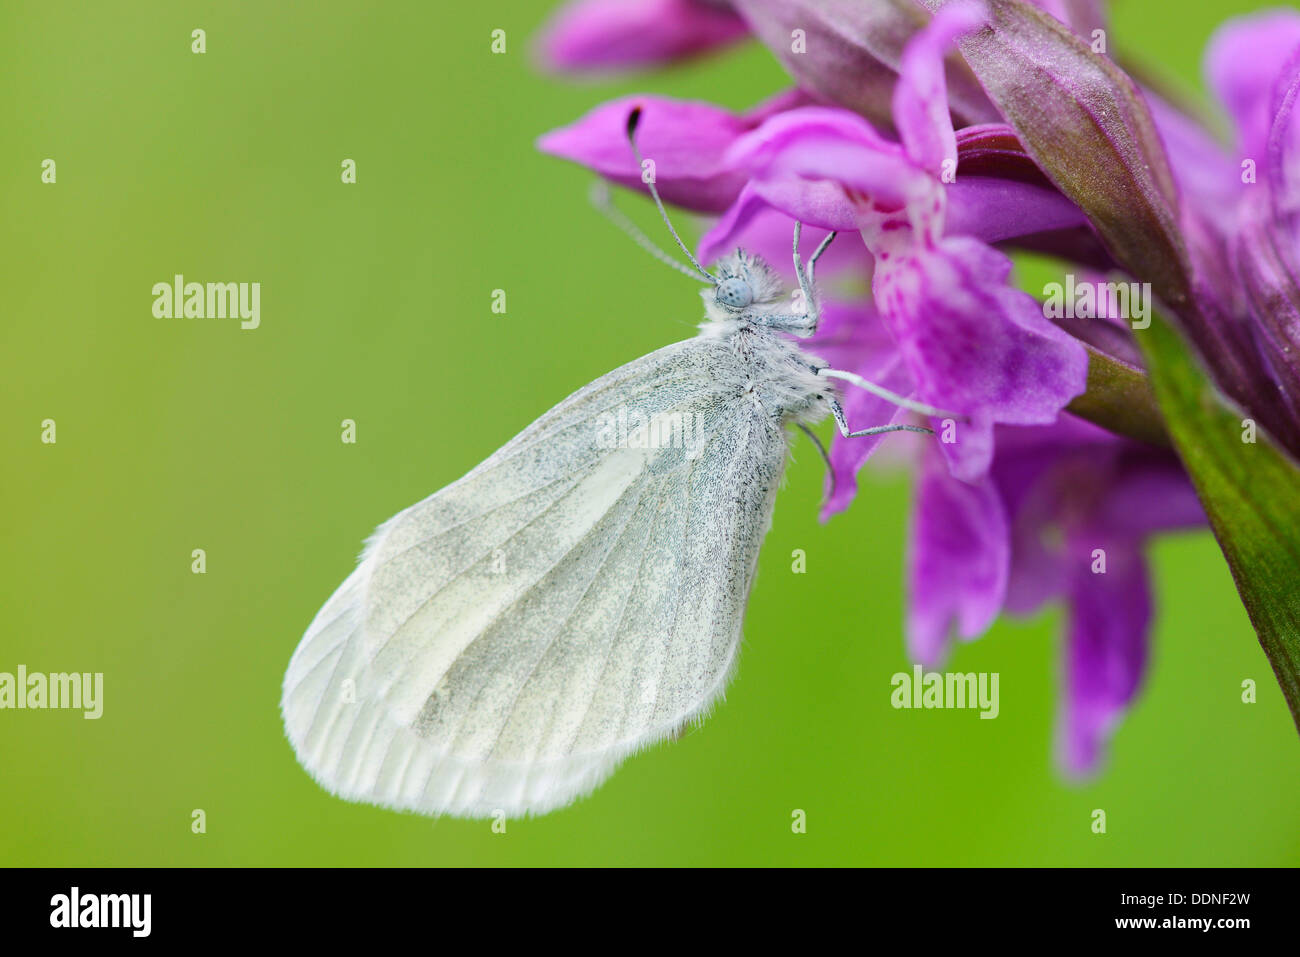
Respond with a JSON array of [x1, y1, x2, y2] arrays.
[[715, 277, 753, 310]]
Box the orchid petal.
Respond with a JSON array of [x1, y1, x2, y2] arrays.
[[537, 95, 753, 212], [698, 179, 861, 266], [724, 107, 917, 209], [945, 176, 1085, 241], [1266, 46, 1300, 211], [1205, 9, 1300, 165], [874, 237, 1089, 478], [906, 446, 1009, 666], [893, 0, 989, 175], [1058, 542, 1150, 776], [800, 301, 913, 518], [535, 0, 749, 72], [696, 187, 871, 279]]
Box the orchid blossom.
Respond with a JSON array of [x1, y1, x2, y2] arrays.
[[532, 0, 1300, 773]]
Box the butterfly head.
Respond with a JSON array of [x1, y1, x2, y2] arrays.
[[703, 249, 783, 322]]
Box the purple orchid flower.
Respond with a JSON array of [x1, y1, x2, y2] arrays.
[[714, 3, 1088, 483], [534, 0, 748, 72], [804, 288, 1202, 777], [1207, 13, 1300, 433], [534, 1, 1142, 774], [1126, 9, 1300, 461], [909, 416, 1203, 774], [528, 0, 1300, 773], [538, 89, 815, 212]]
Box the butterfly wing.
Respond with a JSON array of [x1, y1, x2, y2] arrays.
[[281, 337, 792, 817]]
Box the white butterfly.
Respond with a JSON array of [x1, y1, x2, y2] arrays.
[[281, 110, 951, 818]]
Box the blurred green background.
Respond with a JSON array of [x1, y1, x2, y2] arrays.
[[2, 0, 1296, 867]]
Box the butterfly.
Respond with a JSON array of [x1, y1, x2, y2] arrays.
[[281, 108, 951, 818]]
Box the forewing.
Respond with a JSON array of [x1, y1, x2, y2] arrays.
[[282, 338, 790, 817]]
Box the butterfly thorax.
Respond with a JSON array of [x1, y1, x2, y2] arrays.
[[694, 250, 829, 429], [694, 322, 827, 430]]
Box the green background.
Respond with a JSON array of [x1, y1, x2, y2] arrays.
[[2, 0, 1296, 866]]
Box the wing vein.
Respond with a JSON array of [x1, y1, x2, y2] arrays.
[[457, 471, 652, 762]]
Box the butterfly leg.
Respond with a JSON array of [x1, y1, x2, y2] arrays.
[[819, 368, 966, 420], [796, 422, 838, 503], [826, 394, 934, 439], [792, 222, 837, 334]]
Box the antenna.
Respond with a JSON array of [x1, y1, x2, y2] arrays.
[[624, 107, 717, 285], [589, 181, 716, 283]]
